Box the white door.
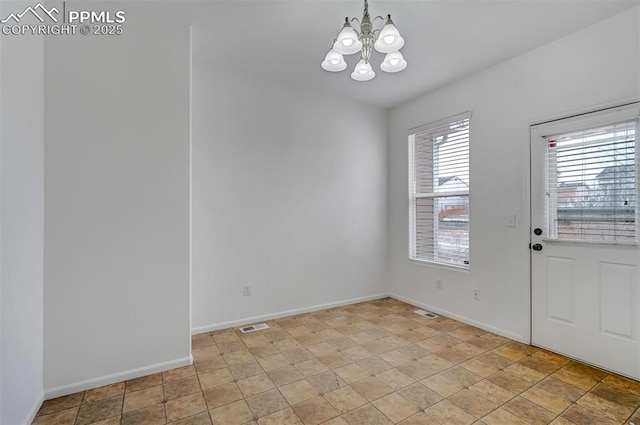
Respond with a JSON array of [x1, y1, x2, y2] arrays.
[[531, 103, 640, 380]]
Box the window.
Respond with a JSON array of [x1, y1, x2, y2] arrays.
[[545, 117, 638, 243], [409, 112, 470, 267]]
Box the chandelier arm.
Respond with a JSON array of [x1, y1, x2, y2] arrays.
[[372, 15, 386, 23]]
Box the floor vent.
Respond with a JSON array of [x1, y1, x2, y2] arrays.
[[239, 323, 269, 334], [414, 309, 439, 319]]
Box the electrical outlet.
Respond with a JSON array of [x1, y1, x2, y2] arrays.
[[436, 279, 442, 290], [244, 284, 251, 296], [473, 288, 480, 301]]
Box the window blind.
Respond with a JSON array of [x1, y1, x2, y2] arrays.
[[409, 112, 470, 266], [545, 119, 638, 242]]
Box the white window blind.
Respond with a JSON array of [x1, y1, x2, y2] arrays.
[[545, 119, 638, 242], [409, 112, 470, 267]]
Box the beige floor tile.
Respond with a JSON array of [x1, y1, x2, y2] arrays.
[[535, 377, 585, 403], [164, 376, 202, 401], [163, 366, 197, 383], [257, 407, 304, 425], [125, 373, 162, 392], [194, 356, 227, 374], [323, 386, 367, 414], [121, 403, 166, 425], [280, 379, 320, 405], [169, 411, 212, 424], [372, 392, 419, 423], [307, 342, 338, 357], [351, 376, 394, 401], [292, 396, 339, 425], [589, 381, 640, 408], [520, 386, 571, 415], [268, 365, 305, 386], [165, 393, 207, 422], [257, 353, 290, 372], [209, 399, 254, 425], [480, 408, 529, 425], [229, 360, 264, 381], [559, 405, 620, 425], [123, 385, 164, 413], [552, 366, 601, 391], [378, 349, 413, 366], [86, 417, 121, 425], [375, 368, 415, 390], [198, 367, 235, 390], [487, 371, 533, 394], [503, 396, 556, 424], [576, 392, 635, 422], [307, 371, 347, 395], [246, 389, 289, 418], [75, 395, 123, 425], [448, 389, 499, 418], [398, 382, 442, 409], [467, 379, 516, 405], [318, 352, 353, 369], [84, 382, 125, 403], [320, 416, 349, 425], [32, 407, 79, 425], [37, 393, 84, 416], [218, 340, 247, 354], [283, 347, 316, 364], [295, 358, 330, 377], [398, 412, 439, 425], [342, 404, 393, 425], [397, 360, 438, 380], [202, 382, 244, 409], [224, 350, 256, 366], [460, 358, 499, 378], [191, 333, 216, 349], [504, 363, 547, 384], [237, 373, 276, 398], [193, 346, 221, 362], [333, 364, 370, 384], [425, 400, 476, 425], [421, 373, 465, 397]]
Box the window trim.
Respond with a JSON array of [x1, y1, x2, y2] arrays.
[[533, 104, 640, 245], [408, 111, 471, 268]]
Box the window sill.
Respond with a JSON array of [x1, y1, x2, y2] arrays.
[[408, 258, 470, 272]]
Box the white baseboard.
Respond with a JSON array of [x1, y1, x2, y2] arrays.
[[22, 390, 45, 425], [44, 355, 193, 400], [388, 293, 526, 343], [192, 293, 389, 335]]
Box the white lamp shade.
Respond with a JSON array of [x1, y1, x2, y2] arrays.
[[374, 23, 404, 53], [380, 51, 407, 73], [334, 26, 362, 55], [351, 59, 375, 81], [321, 49, 347, 72]]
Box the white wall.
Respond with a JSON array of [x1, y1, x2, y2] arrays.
[[44, 3, 191, 396], [0, 1, 45, 422], [191, 51, 389, 332], [388, 7, 640, 341]]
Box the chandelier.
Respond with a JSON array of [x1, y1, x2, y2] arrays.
[[321, 0, 407, 81]]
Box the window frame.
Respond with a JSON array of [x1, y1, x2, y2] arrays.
[[540, 108, 640, 245], [408, 112, 471, 269]]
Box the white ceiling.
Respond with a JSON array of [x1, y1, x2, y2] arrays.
[[191, 0, 639, 109]]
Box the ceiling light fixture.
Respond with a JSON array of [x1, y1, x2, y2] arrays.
[[321, 0, 406, 81]]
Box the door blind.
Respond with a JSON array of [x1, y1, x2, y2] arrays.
[[409, 112, 470, 266], [545, 119, 638, 242]]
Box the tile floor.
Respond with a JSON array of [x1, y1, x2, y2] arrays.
[[33, 298, 640, 425]]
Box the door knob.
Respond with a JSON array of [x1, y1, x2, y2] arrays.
[[532, 243, 543, 251]]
